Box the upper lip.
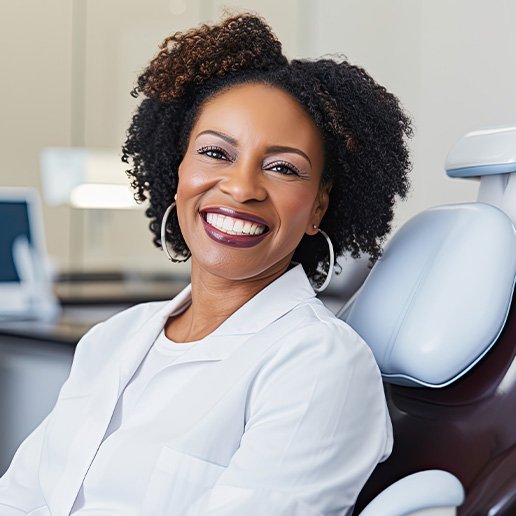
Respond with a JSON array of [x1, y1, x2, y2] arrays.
[[199, 206, 271, 230]]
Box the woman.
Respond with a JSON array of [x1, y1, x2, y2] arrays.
[[0, 14, 411, 515]]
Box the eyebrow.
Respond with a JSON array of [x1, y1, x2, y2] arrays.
[[195, 130, 312, 167], [196, 130, 238, 146], [266, 146, 312, 167]]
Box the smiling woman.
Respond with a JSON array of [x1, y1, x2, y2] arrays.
[[175, 83, 327, 294], [125, 14, 412, 287], [0, 13, 412, 516]]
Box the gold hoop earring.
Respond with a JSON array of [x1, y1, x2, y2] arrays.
[[312, 225, 334, 293], [160, 202, 191, 263]]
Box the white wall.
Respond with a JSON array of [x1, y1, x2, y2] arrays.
[[309, 0, 516, 229], [0, 0, 73, 268], [2, 0, 515, 272], [75, 0, 206, 273]]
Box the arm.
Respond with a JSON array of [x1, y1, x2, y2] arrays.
[[0, 322, 105, 514], [0, 416, 50, 515], [188, 321, 392, 515]]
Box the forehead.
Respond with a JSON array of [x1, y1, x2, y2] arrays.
[[191, 82, 323, 151]]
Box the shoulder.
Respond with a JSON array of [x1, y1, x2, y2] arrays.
[[256, 297, 383, 394], [247, 297, 392, 461], [78, 299, 169, 348], [271, 297, 377, 367], [101, 299, 171, 330], [66, 300, 170, 379]]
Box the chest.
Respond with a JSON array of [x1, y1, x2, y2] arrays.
[[68, 360, 252, 514], [40, 359, 254, 485]]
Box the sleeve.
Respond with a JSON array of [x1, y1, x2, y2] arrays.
[[186, 320, 393, 516], [0, 416, 50, 515], [0, 322, 106, 514]]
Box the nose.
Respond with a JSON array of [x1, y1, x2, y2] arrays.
[[218, 159, 267, 203]]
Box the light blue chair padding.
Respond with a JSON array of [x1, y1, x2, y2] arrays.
[[343, 202, 516, 387], [447, 162, 516, 178], [359, 470, 465, 516], [445, 124, 516, 179]]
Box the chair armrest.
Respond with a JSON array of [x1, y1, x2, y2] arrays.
[[359, 470, 464, 516]]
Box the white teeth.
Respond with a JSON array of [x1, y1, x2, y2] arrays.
[[233, 220, 243, 233], [204, 213, 266, 236], [242, 221, 252, 235], [223, 217, 233, 231]]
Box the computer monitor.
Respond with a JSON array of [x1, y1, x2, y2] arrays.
[[0, 188, 59, 320]]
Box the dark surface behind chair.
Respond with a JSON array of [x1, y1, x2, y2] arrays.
[[353, 294, 516, 515]]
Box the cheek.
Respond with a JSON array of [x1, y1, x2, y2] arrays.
[[177, 160, 217, 198], [273, 186, 317, 232]]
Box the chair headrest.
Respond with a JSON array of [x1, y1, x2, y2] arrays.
[[445, 124, 516, 179], [342, 203, 516, 388]]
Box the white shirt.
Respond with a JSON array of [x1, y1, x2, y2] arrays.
[[71, 330, 197, 514], [0, 265, 393, 516]]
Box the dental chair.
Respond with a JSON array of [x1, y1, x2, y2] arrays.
[[340, 125, 516, 515]]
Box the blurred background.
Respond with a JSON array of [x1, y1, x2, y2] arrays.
[[1, 0, 516, 275], [1, 0, 516, 477]]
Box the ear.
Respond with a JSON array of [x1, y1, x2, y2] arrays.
[[306, 183, 331, 235]]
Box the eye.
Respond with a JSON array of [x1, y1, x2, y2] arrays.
[[197, 145, 231, 161], [265, 161, 302, 177]]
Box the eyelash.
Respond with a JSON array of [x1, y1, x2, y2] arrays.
[[265, 161, 302, 177], [196, 146, 302, 177], [197, 146, 230, 161]]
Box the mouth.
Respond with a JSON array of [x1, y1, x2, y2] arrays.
[[199, 207, 271, 248]]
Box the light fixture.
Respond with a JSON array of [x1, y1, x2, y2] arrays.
[[40, 147, 139, 209]]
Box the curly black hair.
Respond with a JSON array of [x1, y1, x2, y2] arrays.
[[122, 13, 412, 286]]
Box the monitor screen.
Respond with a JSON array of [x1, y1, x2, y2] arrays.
[[0, 200, 32, 283]]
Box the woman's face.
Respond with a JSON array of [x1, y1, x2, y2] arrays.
[[176, 82, 328, 283]]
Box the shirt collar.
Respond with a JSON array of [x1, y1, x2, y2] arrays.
[[209, 264, 316, 336], [117, 264, 314, 365], [159, 264, 316, 336]]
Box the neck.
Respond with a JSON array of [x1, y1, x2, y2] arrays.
[[165, 259, 290, 342]]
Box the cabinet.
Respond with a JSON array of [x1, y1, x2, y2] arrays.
[[0, 335, 74, 475]]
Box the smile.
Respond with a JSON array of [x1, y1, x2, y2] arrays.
[[199, 207, 270, 248], [205, 213, 266, 236]]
